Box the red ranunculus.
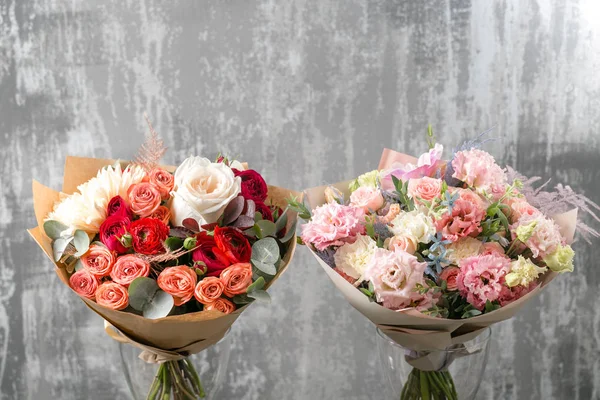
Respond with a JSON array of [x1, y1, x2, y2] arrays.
[[99, 214, 131, 254], [130, 218, 170, 255], [233, 169, 268, 202], [192, 232, 231, 277], [213, 226, 252, 264], [254, 201, 274, 222], [107, 195, 133, 219]]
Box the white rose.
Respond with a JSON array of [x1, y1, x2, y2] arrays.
[[389, 210, 435, 244], [169, 156, 241, 226], [333, 235, 377, 280]]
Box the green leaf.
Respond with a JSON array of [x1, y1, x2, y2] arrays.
[[247, 290, 271, 303], [255, 220, 277, 238], [274, 208, 289, 233], [359, 288, 373, 298], [128, 277, 174, 319], [247, 276, 266, 293], [165, 237, 184, 251], [232, 294, 253, 305], [53, 237, 72, 262], [368, 281, 374, 293], [251, 237, 280, 264], [280, 219, 297, 243], [296, 236, 304, 245], [73, 230, 90, 257], [286, 196, 312, 220], [254, 211, 263, 221], [43, 220, 69, 240], [461, 309, 482, 319], [252, 260, 277, 276], [142, 290, 174, 319], [74, 259, 85, 272]]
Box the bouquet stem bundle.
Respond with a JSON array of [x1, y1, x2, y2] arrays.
[[401, 369, 458, 400], [147, 359, 205, 400]]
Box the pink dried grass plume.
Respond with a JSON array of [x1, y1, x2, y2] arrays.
[[132, 113, 168, 173]]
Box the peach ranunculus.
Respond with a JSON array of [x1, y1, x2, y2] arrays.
[[194, 277, 225, 304], [407, 177, 442, 202], [386, 235, 418, 254], [95, 282, 129, 310], [149, 168, 175, 200], [220, 263, 253, 297], [439, 266, 460, 291], [69, 269, 99, 300], [349, 186, 385, 212], [110, 255, 151, 286], [205, 298, 236, 314], [157, 266, 198, 306], [81, 243, 116, 277], [148, 205, 171, 225], [128, 182, 162, 218]]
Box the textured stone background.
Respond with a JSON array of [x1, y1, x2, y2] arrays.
[[1, 0, 600, 399]]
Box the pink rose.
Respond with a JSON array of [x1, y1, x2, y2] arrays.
[[69, 269, 99, 300], [364, 248, 429, 310], [157, 266, 198, 306], [386, 235, 418, 254], [301, 203, 366, 251], [110, 255, 151, 286], [451, 149, 507, 193], [456, 255, 511, 310], [349, 186, 385, 212], [148, 168, 175, 200], [480, 241, 506, 258], [95, 282, 129, 310], [80, 243, 116, 278], [439, 266, 460, 291], [380, 144, 445, 190], [128, 182, 162, 218], [407, 177, 442, 202]]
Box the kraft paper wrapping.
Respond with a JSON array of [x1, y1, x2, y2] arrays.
[[304, 148, 577, 369], [29, 156, 299, 357]]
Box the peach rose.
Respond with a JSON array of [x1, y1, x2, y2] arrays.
[[480, 241, 506, 258], [349, 186, 384, 212], [148, 205, 171, 225], [128, 182, 162, 217], [220, 263, 253, 297], [110, 255, 150, 286], [95, 282, 129, 310], [81, 243, 116, 277], [386, 235, 418, 254], [439, 266, 460, 291], [504, 197, 541, 223], [69, 269, 99, 300], [157, 266, 198, 306], [407, 177, 442, 202], [204, 298, 236, 314], [149, 168, 175, 200], [194, 277, 225, 304]]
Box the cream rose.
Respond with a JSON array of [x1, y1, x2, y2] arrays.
[[385, 235, 418, 255], [389, 211, 435, 244], [169, 156, 241, 226]]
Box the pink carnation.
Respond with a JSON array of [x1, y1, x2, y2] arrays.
[[456, 255, 511, 310], [436, 191, 486, 242], [510, 213, 563, 258], [497, 282, 537, 307], [301, 203, 366, 251], [364, 248, 429, 310], [452, 149, 507, 194], [380, 144, 445, 191]]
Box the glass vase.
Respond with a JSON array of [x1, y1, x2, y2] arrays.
[[376, 327, 491, 400], [119, 329, 231, 400]]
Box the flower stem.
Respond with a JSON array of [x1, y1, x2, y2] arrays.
[[419, 370, 431, 399]]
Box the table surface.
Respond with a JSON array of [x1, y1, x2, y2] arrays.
[[1, 1, 599, 399]]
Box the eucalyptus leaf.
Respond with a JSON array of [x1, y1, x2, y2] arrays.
[[244, 199, 256, 217], [256, 220, 276, 238], [142, 290, 174, 319], [128, 277, 160, 311], [247, 276, 266, 293], [247, 290, 271, 303], [43, 220, 69, 240], [233, 215, 255, 229], [252, 260, 276, 276], [182, 218, 200, 232], [73, 230, 90, 256], [74, 259, 85, 272], [254, 212, 263, 221], [274, 208, 288, 233], [251, 237, 280, 264], [232, 294, 253, 305], [280, 219, 297, 243], [53, 237, 72, 262], [222, 196, 245, 225]]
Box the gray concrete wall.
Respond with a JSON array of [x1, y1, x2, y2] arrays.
[[1, 0, 599, 399]]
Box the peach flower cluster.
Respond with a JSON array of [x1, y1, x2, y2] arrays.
[[127, 168, 174, 218]]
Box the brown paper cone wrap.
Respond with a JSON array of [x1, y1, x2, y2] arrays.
[[304, 148, 578, 355], [29, 156, 299, 356]]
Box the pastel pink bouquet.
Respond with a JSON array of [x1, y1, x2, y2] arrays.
[[292, 132, 599, 400]]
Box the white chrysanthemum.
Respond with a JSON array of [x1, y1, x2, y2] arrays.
[[389, 210, 435, 244], [333, 234, 377, 280], [47, 164, 147, 234], [445, 237, 483, 264]]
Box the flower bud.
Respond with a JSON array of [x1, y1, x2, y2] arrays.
[[183, 237, 197, 250]]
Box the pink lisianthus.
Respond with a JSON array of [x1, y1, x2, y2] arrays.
[[363, 248, 429, 310], [456, 255, 511, 310], [301, 203, 366, 251], [407, 177, 442, 202], [435, 194, 486, 242], [510, 213, 564, 258], [349, 186, 384, 212], [380, 144, 445, 191], [497, 282, 537, 307], [451, 149, 507, 194]]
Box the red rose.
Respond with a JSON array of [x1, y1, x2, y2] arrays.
[[130, 218, 169, 255], [99, 214, 131, 254], [107, 196, 133, 219], [233, 169, 268, 202], [192, 232, 231, 277], [254, 201, 274, 222], [213, 226, 252, 264]]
